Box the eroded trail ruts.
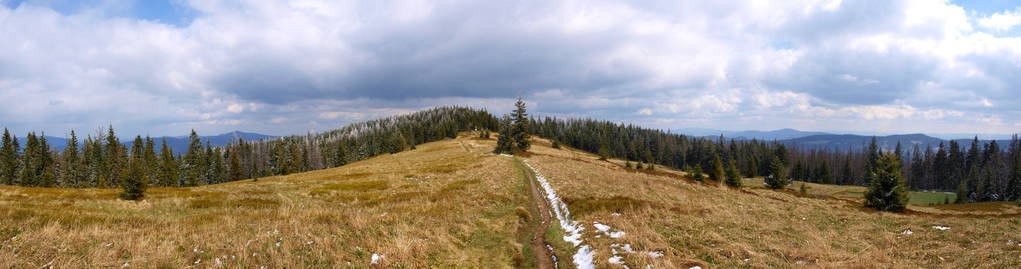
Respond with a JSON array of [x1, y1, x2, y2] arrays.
[[519, 160, 558, 269]]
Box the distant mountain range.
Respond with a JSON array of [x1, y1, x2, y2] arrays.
[[19, 131, 277, 155], [674, 128, 1014, 152]]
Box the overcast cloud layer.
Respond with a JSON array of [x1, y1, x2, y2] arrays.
[[0, 0, 1019, 137]]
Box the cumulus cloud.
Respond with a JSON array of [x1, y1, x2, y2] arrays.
[[0, 0, 1019, 136]]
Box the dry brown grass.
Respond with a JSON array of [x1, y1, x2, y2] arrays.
[[3, 133, 1020, 268], [523, 136, 1021, 268], [0, 134, 532, 268]]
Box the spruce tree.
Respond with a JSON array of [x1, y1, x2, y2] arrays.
[[863, 154, 910, 212], [18, 132, 38, 186], [691, 165, 705, 182], [552, 139, 560, 149], [765, 156, 787, 189], [120, 149, 147, 200], [511, 98, 530, 152], [334, 142, 349, 167], [228, 149, 243, 182], [710, 153, 725, 182], [158, 138, 179, 187], [725, 159, 742, 188], [817, 160, 833, 185], [598, 144, 610, 160], [183, 130, 204, 186], [494, 115, 514, 154], [37, 134, 55, 188], [1, 129, 19, 185], [63, 130, 84, 187], [105, 126, 125, 188]]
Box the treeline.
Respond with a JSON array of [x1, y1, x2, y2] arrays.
[[529, 116, 1021, 203], [0, 106, 497, 189]]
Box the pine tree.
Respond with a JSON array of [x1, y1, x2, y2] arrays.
[[18, 132, 38, 186], [817, 160, 833, 185], [691, 165, 704, 182], [710, 153, 725, 182], [105, 126, 125, 188], [494, 115, 514, 154], [334, 142, 349, 167], [955, 178, 968, 204], [625, 160, 632, 169], [725, 159, 742, 188], [511, 98, 530, 152], [37, 134, 55, 188], [228, 148, 243, 182], [183, 130, 204, 187], [212, 147, 226, 184], [63, 130, 84, 187], [158, 138, 179, 187], [598, 144, 610, 161], [120, 148, 147, 200], [863, 136, 880, 186], [863, 154, 910, 212], [765, 156, 787, 189], [1, 129, 19, 185], [143, 136, 157, 185]]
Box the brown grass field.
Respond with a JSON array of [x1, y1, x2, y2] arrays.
[[2, 133, 1020, 268]]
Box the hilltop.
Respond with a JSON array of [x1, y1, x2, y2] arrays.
[[2, 133, 1018, 268]]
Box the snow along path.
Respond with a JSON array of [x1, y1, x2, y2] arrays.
[[523, 160, 596, 269]]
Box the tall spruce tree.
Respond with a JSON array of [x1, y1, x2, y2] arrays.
[[765, 156, 787, 189], [334, 141, 349, 167], [1, 128, 19, 185], [228, 148, 243, 182], [63, 130, 84, 187], [120, 146, 147, 200], [158, 138, 179, 187], [725, 159, 742, 188], [494, 115, 514, 154], [863, 154, 909, 212], [183, 130, 204, 187], [817, 160, 833, 185], [18, 132, 38, 186], [511, 98, 530, 152], [710, 153, 725, 182]]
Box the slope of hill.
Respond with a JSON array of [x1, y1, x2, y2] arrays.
[[2, 133, 1019, 267]]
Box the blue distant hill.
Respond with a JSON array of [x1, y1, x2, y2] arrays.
[[18, 131, 277, 155]]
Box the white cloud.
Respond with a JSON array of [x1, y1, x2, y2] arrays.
[[0, 0, 1019, 136], [978, 9, 1021, 31]]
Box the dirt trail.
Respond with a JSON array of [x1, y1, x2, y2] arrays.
[[517, 159, 558, 269]]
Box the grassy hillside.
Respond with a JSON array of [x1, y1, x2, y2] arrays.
[[2, 132, 1019, 268], [0, 135, 531, 268]]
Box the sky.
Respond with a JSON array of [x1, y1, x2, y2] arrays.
[[0, 0, 1019, 138]]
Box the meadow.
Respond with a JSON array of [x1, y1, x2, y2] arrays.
[[1, 133, 1019, 268]]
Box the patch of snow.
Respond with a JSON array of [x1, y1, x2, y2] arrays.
[[932, 225, 951, 231], [608, 256, 624, 264], [275, 241, 281, 247], [371, 253, 384, 265], [573, 245, 596, 269], [901, 229, 913, 235], [611, 212, 622, 216], [646, 251, 664, 258], [499, 154, 513, 158], [215, 258, 223, 266], [120, 262, 129, 268], [524, 160, 595, 269], [41, 261, 53, 268], [689, 266, 702, 269], [593, 222, 625, 238], [743, 258, 750, 262], [193, 259, 201, 265], [103, 243, 113, 247]]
